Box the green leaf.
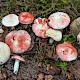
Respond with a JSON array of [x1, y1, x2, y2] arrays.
[[55, 60, 68, 70], [61, 0, 68, 4]]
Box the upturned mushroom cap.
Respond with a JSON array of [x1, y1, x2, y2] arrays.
[[18, 12, 34, 24], [48, 12, 70, 29], [2, 14, 19, 27], [5, 30, 31, 53], [56, 42, 77, 61], [12, 55, 25, 61], [32, 17, 49, 38], [46, 28, 62, 41], [0, 42, 10, 65]]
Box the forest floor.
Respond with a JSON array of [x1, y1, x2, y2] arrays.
[[0, 0, 80, 80]]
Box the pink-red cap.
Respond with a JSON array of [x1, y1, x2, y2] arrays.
[[32, 17, 49, 38], [18, 12, 34, 24], [48, 12, 70, 29], [12, 55, 25, 62], [56, 42, 77, 61]]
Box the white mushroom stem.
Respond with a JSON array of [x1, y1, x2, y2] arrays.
[[77, 32, 80, 44], [46, 28, 62, 41], [13, 59, 20, 75], [49, 38, 54, 44]]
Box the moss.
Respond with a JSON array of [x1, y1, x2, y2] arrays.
[[1, 0, 80, 21]]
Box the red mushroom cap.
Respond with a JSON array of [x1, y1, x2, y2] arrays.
[[12, 55, 25, 61], [32, 17, 49, 38], [48, 12, 70, 29], [5, 30, 31, 53], [56, 42, 77, 61], [18, 12, 34, 24]]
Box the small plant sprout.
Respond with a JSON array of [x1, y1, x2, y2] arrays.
[[56, 42, 77, 61], [2, 14, 19, 29], [77, 32, 80, 44], [55, 60, 68, 70], [5, 30, 31, 53], [0, 42, 10, 65], [19, 12, 34, 24], [12, 55, 25, 75], [32, 17, 49, 38], [46, 28, 62, 41], [48, 12, 70, 29]]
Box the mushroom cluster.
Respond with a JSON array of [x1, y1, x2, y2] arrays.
[[32, 12, 70, 42], [1, 12, 34, 75], [0, 11, 78, 76], [2, 12, 34, 28], [31, 12, 78, 61]]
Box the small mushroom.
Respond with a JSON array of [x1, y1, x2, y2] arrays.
[[5, 30, 31, 53], [56, 42, 77, 61], [0, 42, 10, 65], [48, 12, 70, 29], [2, 14, 19, 28], [77, 32, 80, 44], [18, 12, 34, 24], [11, 55, 25, 75], [32, 17, 49, 38], [46, 28, 62, 41]]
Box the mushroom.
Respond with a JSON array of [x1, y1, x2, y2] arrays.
[[32, 17, 49, 38], [46, 28, 62, 41], [5, 30, 31, 53], [70, 17, 80, 36], [18, 12, 34, 24], [48, 12, 70, 29], [11, 55, 25, 75], [56, 42, 77, 61], [2, 14, 19, 29], [77, 32, 80, 44], [0, 42, 10, 65]]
